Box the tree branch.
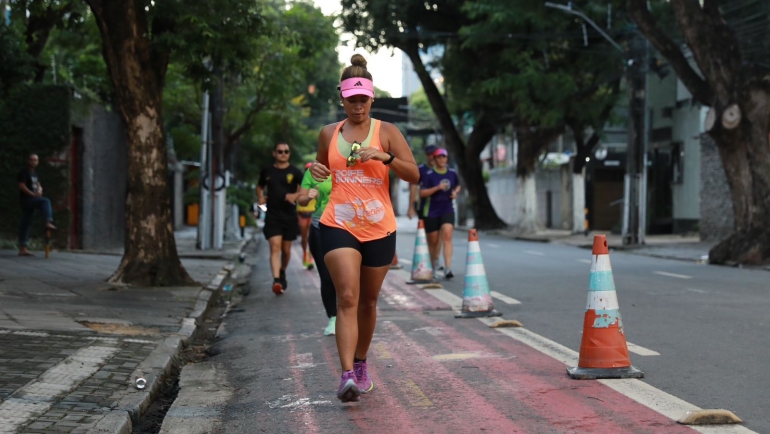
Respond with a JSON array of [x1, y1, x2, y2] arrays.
[[627, 0, 713, 105], [399, 39, 465, 157]]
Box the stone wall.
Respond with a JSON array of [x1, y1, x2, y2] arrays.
[[699, 134, 733, 241]]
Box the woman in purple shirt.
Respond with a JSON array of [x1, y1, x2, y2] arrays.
[[420, 148, 461, 279]]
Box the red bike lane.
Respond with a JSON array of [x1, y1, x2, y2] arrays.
[[263, 246, 698, 433]]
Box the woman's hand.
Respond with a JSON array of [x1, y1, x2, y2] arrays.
[[310, 161, 331, 182], [356, 147, 389, 163], [308, 188, 319, 200]]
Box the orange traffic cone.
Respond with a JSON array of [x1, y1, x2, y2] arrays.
[[456, 229, 502, 318], [567, 235, 644, 379], [390, 253, 401, 270], [407, 220, 435, 284]]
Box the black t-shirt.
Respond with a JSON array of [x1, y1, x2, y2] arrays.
[[17, 168, 39, 201], [257, 164, 303, 219]]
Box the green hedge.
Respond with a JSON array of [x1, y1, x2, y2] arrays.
[[0, 85, 72, 248]]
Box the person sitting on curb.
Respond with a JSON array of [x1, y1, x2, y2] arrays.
[[17, 154, 56, 257]]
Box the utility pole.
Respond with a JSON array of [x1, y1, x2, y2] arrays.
[[622, 32, 649, 245], [545, 2, 649, 246]]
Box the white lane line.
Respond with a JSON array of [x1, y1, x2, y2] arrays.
[[523, 250, 544, 256], [626, 342, 660, 356], [486, 243, 501, 248], [654, 271, 692, 279], [577, 259, 592, 264], [420, 288, 756, 434], [398, 258, 411, 266], [0, 345, 119, 432], [490, 291, 521, 305]]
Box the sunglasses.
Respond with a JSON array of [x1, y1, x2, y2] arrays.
[[275, 149, 290, 155], [347, 142, 361, 167]]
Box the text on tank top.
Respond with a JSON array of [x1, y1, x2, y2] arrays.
[[320, 119, 396, 242]]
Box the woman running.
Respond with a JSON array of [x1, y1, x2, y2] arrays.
[[296, 162, 316, 270], [297, 170, 336, 336], [420, 148, 461, 279], [309, 54, 419, 403]]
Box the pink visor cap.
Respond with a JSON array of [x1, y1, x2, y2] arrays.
[[340, 77, 374, 99], [434, 148, 448, 157]]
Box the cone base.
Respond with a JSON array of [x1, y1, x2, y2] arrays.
[[566, 365, 644, 380], [455, 309, 503, 319]]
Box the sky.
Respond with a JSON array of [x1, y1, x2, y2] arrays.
[[311, 0, 404, 97]]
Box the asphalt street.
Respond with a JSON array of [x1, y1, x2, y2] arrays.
[[207, 217, 769, 433], [394, 218, 770, 433]]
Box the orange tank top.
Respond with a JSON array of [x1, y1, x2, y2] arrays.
[[320, 119, 396, 242]]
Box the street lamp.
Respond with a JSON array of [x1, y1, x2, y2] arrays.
[[544, 2, 624, 53], [544, 1, 649, 246]]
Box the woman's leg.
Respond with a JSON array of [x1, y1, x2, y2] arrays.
[[309, 225, 336, 318], [440, 223, 454, 270], [325, 248, 362, 372], [425, 230, 439, 268], [299, 217, 310, 254], [355, 265, 389, 360]]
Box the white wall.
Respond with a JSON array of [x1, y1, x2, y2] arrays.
[[671, 104, 703, 220]]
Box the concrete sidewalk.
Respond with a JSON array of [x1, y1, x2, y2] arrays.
[[0, 228, 255, 433]]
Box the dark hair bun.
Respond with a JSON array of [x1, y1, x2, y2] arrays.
[[351, 54, 368, 69]]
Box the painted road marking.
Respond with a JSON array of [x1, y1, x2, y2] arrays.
[[399, 258, 411, 266], [626, 342, 660, 356], [403, 379, 433, 407], [654, 271, 692, 279], [577, 259, 592, 264], [420, 288, 757, 434], [523, 250, 544, 256], [372, 342, 393, 360], [486, 243, 501, 248], [491, 291, 521, 305], [433, 352, 480, 361], [0, 345, 119, 433]]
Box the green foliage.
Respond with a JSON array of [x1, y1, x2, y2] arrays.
[[0, 23, 34, 93], [0, 85, 71, 246], [162, 1, 339, 182]]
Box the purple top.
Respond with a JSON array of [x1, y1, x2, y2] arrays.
[[421, 167, 459, 218]]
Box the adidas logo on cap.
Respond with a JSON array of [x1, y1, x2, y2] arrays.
[[354, 81, 363, 86]]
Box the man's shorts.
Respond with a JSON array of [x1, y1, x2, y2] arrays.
[[424, 212, 455, 233], [263, 215, 299, 241]]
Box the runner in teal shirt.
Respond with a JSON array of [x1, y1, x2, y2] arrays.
[[298, 170, 336, 335]]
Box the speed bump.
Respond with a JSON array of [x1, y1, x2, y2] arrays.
[[677, 409, 742, 425]]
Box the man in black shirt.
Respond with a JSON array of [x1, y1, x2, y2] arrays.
[[17, 154, 57, 256], [257, 143, 303, 295]]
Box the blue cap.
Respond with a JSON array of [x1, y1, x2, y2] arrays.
[[424, 144, 438, 155]]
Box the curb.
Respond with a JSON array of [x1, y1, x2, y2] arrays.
[[85, 241, 252, 434]]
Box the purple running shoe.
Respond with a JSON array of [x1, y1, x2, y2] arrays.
[[336, 370, 360, 402], [354, 360, 373, 393]]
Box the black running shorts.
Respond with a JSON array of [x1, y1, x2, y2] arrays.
[[263, 215, 299, 241], [319, 224, 396, 268], [424, 212, 455, 233]]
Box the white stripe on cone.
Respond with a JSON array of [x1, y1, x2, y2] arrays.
[[586, 291, 620, 310], [466, 263, 486, 276], [590, 254, 612, 272], [468, 242, 481, 253]]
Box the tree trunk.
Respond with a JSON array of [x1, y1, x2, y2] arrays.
[[87, 0, 194, 286], [628, 0, 770, 265], [708, 89, 770, 265], [401, 42, 506, 230], [571, 172, 586, 234]]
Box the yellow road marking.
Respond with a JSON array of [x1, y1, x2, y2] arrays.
[[432, 352, 480, 361], [404, 379, 433, 407], [372, 342, 392, 360]]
